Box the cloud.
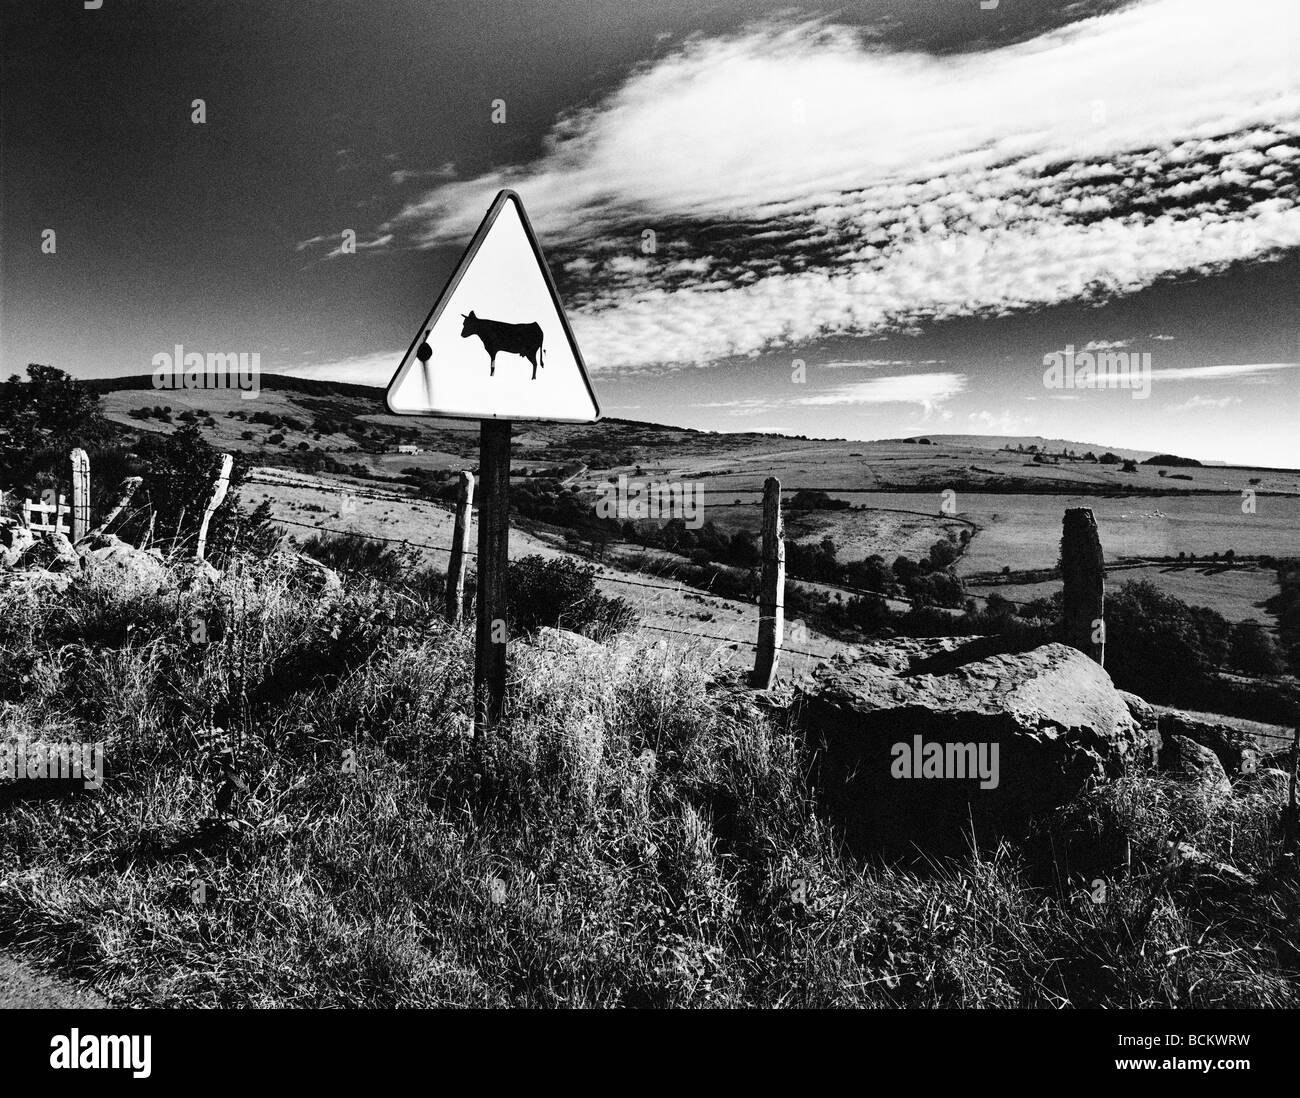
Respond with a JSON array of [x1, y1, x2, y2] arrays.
[[823, 358, 946, 368], [393, 1, 1298, 245], [333, 0, 1300, 373], [1148, 362, 1297, 381], [967, 409, 1035, 434], [390, 163, 457, 185], [795, 372, 967, 414], [692, 397, 777, 417], [295, 232, 394, 258], [1169, 394, 1244, 411]]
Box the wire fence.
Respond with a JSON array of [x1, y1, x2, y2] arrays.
[[2, 497, 1294, 748], [261, 510, 1282, 630]]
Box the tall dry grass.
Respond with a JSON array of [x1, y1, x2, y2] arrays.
[[0, 552, 1296, 1006]]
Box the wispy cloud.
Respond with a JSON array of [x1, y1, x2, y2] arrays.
[[1148, 362, 1297, 381], [1170, 394, 1244, 411], [795, 372, 967, 414], [823, 358, 946, 369], [389, 163, 457, 185]]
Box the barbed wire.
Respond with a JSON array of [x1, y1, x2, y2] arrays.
[[261, 509, 1287, 630], [636, 621, 830, 664], [3, 505, 1296, 745]]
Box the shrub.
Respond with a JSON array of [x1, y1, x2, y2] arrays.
[[298, 531, 412, 583], [506, 555, 638, 639], [1229, 623, 1286, 676]]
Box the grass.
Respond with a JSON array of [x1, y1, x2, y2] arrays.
[[0, 550, 1297, 1007]]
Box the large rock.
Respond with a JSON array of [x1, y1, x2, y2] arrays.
[[78, 534, 166, 586], [270, 550, 342, 597], [175, 559, 222, 593], [1156, 711, 1258, 778], [0, 522, 36, 569], [532, 626, 604, 656], [1161, 735, 1233, 796], [0, 568, 73, 595], [795, 637, 1153, 855], [17, 531, 79, 573]]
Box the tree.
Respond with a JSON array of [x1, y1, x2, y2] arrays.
[[1229, 623, 1285, 676], [928, 537, 959, 569], [0, 364, 108, 487], [122, 423, 257, 558]]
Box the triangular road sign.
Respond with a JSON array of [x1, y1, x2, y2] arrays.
[[386, 190, 600, 422]]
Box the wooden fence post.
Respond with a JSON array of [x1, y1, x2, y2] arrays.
[[1287, 724, 1299, 850], [70, 448, 90, 543], [88, 476, 143, 540], [751, 476, 785, 689], [446, 470, 474, 623], [1061, 507, 1105, 665], [474, 422, 511, 737], [196, 453, 234, 562]]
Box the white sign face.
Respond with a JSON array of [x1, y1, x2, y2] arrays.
[[386, 190, 600, 422]]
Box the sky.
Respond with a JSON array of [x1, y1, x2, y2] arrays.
[[2, 0, 1297, 465]]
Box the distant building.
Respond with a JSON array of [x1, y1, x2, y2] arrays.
[[396, 445, 420, 455]]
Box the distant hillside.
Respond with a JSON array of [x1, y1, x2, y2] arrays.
[[880, 434, 1158, 462], [76, 373, 1295, 476], [80, 372, 385, 402]]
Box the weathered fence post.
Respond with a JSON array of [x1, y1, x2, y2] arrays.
[[1061, 507, 1105, 665], [474, 422, 511, 737], [751, 476, 785, 689], [1287, 724, 1299, 850], [87, 476, 143, 540], [446, 470, 474, 623], [196, 453, 234, 562], [70, 448, 90, 543]]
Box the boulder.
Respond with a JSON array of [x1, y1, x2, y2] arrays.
[[1118, 690, 1162, 765], [17, 532, 79, 573], [795, 637, 1152, 855], [532, 626, 604, 656], [175, 559, 222, 593], [0, 522, 36, 569], [1161, 735, 1233, 796], [1156, 711, 1258, 778], [271, 550, 342, 597], [0, 569, 73, 596], [78, 534, 167, 586]]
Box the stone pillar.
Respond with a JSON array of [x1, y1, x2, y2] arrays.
[[1061, 507, 1105, 665]]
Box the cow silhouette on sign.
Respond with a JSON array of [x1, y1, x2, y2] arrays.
[[460, 311, 545, 379]]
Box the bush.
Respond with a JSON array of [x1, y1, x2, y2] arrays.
[[1229, 622, 1286, 676], [506, 555, 638, 639], [298, 531, 412, 584], [1105, 581, 1230, 702]]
